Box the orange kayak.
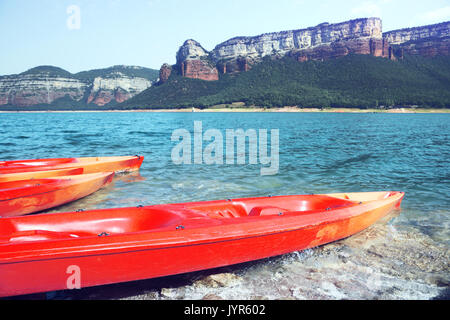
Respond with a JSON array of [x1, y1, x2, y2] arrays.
[[0, 191, 404, 297], [0, 168, 84, 183], [0, 172, 114, 218], [0, 156, 144, 175]]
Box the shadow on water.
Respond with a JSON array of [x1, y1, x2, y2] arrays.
[[321, 153, 375, 171]]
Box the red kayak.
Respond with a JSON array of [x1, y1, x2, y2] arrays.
[[0, 156, 144, 175], [0, 168, 84, 183], [0, 191, 404, 297], [0, 172, 114, 218]]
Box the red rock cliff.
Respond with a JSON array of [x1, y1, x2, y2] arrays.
[[175, 40, 219, 81], [159, 63, 172, 84]]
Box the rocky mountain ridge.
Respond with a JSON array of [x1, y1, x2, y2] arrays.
[[0, 65, 159, 108], [384, 21, 450, 58], [161, 18, 450, 82]]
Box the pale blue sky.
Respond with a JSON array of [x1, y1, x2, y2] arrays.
[[0, 0, 449, 75]]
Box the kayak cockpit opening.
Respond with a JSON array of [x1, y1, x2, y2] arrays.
[[0, 207, 188, 243], [185, 194, 359, 218], [327, 191, 402, 203], [1, 193, 399, 244]]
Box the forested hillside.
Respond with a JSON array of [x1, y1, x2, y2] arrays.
[[122, 54, 450, 109]]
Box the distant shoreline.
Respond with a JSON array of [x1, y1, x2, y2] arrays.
[[1, 107, 450, 113]]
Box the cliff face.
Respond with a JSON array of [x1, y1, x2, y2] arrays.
[[166, 18, 387, 80], [163, 18, 450, 81], [384, 22, 450, 45], [0, 66, 158, 108], [383, 21, 450, 58], [290, 37, 389, 63], [86, 75, 153, 106], [176, 40, 219, 81], [212, 18, 385, 69], [159, 63, 172, 84], [0, 74, 87, 107]]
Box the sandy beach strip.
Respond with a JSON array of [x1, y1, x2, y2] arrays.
[[1, 106, 449, 114]]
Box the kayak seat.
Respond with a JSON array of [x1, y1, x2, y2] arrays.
[[248, 206, 287, 217], [191, 203, 248, 219], [211, 211, 235, 218], [6, 208, 186, 237]]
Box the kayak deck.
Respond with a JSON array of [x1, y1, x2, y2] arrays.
[[0, 156, 144, 174], [1, 192, 401, 243]]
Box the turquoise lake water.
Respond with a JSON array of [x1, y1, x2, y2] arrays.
[[0, 111, 449, 299]]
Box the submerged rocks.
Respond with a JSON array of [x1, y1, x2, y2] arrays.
[[193, 273, 243, 288]]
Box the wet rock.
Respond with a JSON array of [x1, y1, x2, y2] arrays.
[[250, 295, 269, 300], [120, 291, 159, 300], [194, 273, 243, 288], [425, 274, 449, 287], [320, 281, 346, 300], [202, 294, 224, 300], [160, 287, 180, 299], [276, 296, 297, 300]]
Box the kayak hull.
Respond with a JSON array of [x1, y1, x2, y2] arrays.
[[0, 191, 404, 297], [0, 172, 114, 218], [0, 168, 84, 183], [0, 156, 144, 175]]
